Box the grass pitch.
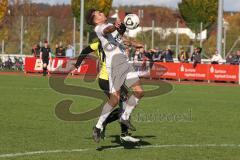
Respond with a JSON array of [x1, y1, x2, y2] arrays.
[[0, 74, 240, 160]]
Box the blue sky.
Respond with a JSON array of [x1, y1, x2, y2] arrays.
[[32, 0, 240, 11]]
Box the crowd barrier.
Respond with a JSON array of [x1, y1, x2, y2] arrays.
[[24, 57, 240, 84], [151, 62, 240, 84]]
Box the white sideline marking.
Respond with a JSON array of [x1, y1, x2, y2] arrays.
[[0, 149, 89, 158], [1, 144, 240, 158]]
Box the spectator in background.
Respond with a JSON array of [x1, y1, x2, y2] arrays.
[[144, 49, 156, 68], [60, 45, 66, 57], [234, 50, 240, 64], [0, 57, 3, 69], [55, 44, 60, 57], [158, 50, 165, 62], [191, 47, 202, 68], [133, 48, 140, 62], [211, 50, 223, 64], [56, 44, 66, 57], [163, 48, 174, 62], [134, 47, 148, 62], [144, 49, 153, 62], [66, 44, 74, 58], [32, 44, 41, 57], [226, 54, 235, 65], [152, 49, 161, 62], [178, 48, 189, 63], [130, 47, 137, 60], [137, 47, 145, 61], [125, 47, 131, 61]]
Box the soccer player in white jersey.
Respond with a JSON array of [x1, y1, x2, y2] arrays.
[[85, 9, 144, 143]]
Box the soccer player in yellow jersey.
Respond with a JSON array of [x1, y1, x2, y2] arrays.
[[73, 40, 140, 143]]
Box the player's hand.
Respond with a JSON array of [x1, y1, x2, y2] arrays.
[[115, 19, 121, 29]]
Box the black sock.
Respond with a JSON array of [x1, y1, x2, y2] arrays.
[[103, 108, 120, 125], [103, 99, 125, 125], [43, 67, 47, 75], [103, 101, 129, 135], [119, 100, 129, 134], [121, 123, 128, 135]]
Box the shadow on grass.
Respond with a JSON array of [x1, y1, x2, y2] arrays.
[[96, 135, 156, 151]]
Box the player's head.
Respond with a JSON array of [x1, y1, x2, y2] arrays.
[[44, 40, 48, 47], [196, 47, 202, 53], [86, 9, 107, 26]]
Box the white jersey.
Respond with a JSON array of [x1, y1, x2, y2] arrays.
[[94, 23, 127, 68]]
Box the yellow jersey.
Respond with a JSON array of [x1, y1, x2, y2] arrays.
[[89, 42, 108, 80]]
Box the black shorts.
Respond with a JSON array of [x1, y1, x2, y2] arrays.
[[98, 78, 128, 99], [42, 59, 49, 65], [98, 78, 110, 97]]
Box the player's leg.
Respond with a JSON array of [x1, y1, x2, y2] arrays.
[[95, 92, 119, 128], [93, 65, 128, 142], [103, 85, 129, 125], [98, 78, 122, 138], [102, 81, 130, 133], [118, 85, 130, 134], [100, 89, 139, 143], [93, 91, 120, 143], [119, 85, 141, 143], [125, 80, 144, 118], [120, 66, 144, 130], [96, 66, 125, 129], [42, 61, 48, 76], [119, 95, 141, 143]]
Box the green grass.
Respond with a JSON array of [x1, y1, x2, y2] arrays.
[[0, 74, 240, 160]]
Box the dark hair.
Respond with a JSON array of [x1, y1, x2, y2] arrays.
[[197, 47, 202, 53], [89, 31, 98, 43], [85, 9, 96, 25]]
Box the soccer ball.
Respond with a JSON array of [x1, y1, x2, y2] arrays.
[[124, 14, 140, 30]]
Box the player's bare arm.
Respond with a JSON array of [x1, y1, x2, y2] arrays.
[[103, 20, 121, 35], [40, 52, 42, 60], [103, 25, 117, 35]]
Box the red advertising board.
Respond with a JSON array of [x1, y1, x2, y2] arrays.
[[150, 62, 179, 79], [25, 58, 240, 83], [24, 57, 98, 75], [178, 63, 208, 80], [150, 62, 240, 83], [208, 64, 239, 82]]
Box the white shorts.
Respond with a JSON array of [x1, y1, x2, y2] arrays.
[[108, 62, 139, 93]]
